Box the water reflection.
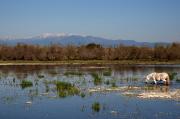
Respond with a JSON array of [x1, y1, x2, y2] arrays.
[[0, 65, 179, 119]]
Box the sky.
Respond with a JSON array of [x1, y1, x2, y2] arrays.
[[0, 0, 180, 42]]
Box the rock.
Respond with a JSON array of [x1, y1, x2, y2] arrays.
[[110, 110, 118, 115], [25, 101, 32, 104]]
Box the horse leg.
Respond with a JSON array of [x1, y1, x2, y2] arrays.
[[153, 77, 157, 84]]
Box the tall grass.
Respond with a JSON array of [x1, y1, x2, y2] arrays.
[[92, 102, 101, 112], [64, 71, 83, 76], [103, 70, 111, 76], [20, 80, 33, 89], [55, 81, 79, 98], [91, 73, 102, 85]]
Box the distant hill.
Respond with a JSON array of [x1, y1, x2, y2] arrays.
[[0, 34, 169, 47]]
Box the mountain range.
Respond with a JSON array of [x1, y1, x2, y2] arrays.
[[0, 33, 169, 47]]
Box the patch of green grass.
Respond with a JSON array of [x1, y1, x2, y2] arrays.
[[20, 80, 33, 89], [103, 71, 111, 76], [91, 73, 102, 85], [64, 71, 83, 76], [55, 81, 80, 98], [92, 102, 101, 112]]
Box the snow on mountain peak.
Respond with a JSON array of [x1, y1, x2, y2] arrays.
[[37, 33, 70, 38]]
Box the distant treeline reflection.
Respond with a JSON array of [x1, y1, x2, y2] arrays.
[[0, 43, 179, 61]]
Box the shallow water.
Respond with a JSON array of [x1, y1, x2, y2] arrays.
[[0, 64, 180, 119]]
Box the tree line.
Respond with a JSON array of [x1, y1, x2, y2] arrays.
[[0, 43, 180, 61]]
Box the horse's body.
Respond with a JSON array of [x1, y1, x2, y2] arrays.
[[145, 72, 170, 85]]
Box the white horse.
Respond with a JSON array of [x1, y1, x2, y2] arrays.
[[145, 72, 170, 85]]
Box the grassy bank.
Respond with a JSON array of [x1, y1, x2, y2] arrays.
[[0, 60, 180, 65]]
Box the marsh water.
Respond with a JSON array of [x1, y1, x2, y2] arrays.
[[0, 64, 180, 119]]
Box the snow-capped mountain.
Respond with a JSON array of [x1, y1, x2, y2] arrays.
[[0, 33, 168, 47]]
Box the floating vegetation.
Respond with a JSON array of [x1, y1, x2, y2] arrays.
[[103, 70, 111, 76], [92, 102, 101, 112], [20, 80, 33, 89], [91, 73, 102, 85], [169, 72, 177, 80], [56, 81, 80, 98], [64, 71, 83, 76]]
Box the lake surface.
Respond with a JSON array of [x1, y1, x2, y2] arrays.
[[0, 64, 180, 119]]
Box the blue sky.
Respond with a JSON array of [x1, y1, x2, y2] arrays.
[[0, 0, 180, 42]]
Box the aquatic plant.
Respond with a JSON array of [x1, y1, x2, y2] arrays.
[[103, 70, 111, 76], [45, 84, 50, 92], [105, 80, 110, 85], [64, 71, 83, 76], [20, 80, 33, 89], [80, 93, 86, 98], [56, 81, 79, 98], [92, 102, 101, 112], [111, 82, 117, 87], [91, 73, 102, 85], [168, 72, 177, 80], [38, 75, 45, 78]]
